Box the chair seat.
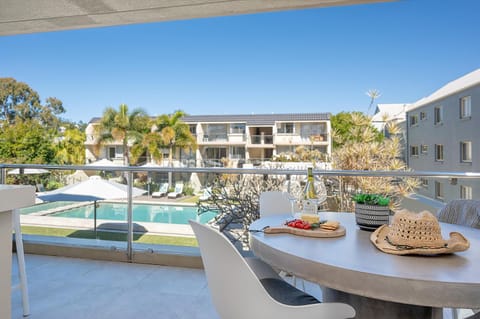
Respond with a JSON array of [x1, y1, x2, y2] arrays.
[[260, 278, 320, 306]]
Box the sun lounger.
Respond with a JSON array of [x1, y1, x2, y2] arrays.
[[167, 183, 183, 198], [152, 183, 169, 198], [199, 187, 212, 201]]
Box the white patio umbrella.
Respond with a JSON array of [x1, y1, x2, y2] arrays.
[[86, 158, 122, 167], [85, 158, 123, 178], [37, 175, 146, 235], [8, 168, 49, 175]]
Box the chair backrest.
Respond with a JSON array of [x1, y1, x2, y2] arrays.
[[437, 200, 480, 229], [175, 183, 183, 193], [259, 191, 293, 217], [159, 183, 168, 192], [189, 220, 355, 319], [189, 220, 277, 318]]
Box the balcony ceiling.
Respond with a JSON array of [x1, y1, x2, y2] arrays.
[[0, 0, 394, 36]]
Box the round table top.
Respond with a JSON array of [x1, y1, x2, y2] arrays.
[[249, 212, 480, 308]]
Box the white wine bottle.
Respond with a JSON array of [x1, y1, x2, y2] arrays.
[[302, 167, 317, 214]]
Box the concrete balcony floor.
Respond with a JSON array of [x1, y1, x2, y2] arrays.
[[11, 254, 220, 319], [12, 254, 462, 319]]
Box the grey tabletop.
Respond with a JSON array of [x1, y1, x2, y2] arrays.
[[249, 212, 480, 309]]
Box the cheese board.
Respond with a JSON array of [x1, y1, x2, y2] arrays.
[[264, 225, 346, 238]]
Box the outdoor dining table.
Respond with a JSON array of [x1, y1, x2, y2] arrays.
[[249, 212, 480, 319]]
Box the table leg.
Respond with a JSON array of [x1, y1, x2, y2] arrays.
[[0, 210, 13, 319], [322, 287, 443, 319]]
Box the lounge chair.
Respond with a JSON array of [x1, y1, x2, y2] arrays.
[[198, 187, 212, 201], [152, 183, 168, 198], [167, 183, 183, 198]]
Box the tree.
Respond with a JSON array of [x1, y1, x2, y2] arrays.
[[153, 110, 197, 185], [95, 104, 150, 165], [0, 119, 56, 164], [332, 121, 418, 211], [330, 111, 383, 149], [0, 77, 65, 125], [54, 125, 86, 165], [366, 89, 381, 115]]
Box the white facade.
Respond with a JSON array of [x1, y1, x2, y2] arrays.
[[85, 113, 332, 168], [406, 69, 480, 203]]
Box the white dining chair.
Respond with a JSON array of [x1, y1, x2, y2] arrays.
[[258, 190, 305, 289], [259, 190, 295, 217], [189, 220, 355, 319], [12, 209, 30, 317]]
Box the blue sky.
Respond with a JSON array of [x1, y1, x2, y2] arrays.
[[1, 0, 479, 123]]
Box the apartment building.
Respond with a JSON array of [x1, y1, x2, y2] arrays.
[[406, 69, 480, 203], [85, 113, 332, 168]]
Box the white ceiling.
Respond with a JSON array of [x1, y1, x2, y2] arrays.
[[0, 0, 394, 36]]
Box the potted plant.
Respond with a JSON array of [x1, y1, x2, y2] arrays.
[[352, 193, 391, 231]]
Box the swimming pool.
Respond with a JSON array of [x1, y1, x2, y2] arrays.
[[20, 201, 76, 214], [23, 202, 217, 225]]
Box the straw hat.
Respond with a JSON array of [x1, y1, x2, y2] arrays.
[[370, 210, 470, 255]]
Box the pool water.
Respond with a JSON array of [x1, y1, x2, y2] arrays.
[[50, 202, 217, 225], [20, 201, 76, 214]]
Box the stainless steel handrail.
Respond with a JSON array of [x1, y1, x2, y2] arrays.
[[1, 163, 479, 178]]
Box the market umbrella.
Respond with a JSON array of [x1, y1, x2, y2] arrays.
[[37, 175, 146, 235], [86, 158, 123, 178], [86, 158, 122, 167]]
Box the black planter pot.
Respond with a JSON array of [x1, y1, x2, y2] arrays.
[[355, 203, 391, 231]]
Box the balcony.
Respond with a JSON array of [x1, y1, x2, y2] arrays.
[[248, 134, 274, 146], [3, 164, 480, 318], [200, 134, 228, 143]]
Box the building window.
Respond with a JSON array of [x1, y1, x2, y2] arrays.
[[434, 106, 443, 125], [421, 144, 428, 154], [108, 147, 116, 159], [435, 181, 444, 200], [460, 141, 472, 162], [410, 114, 418, 126], [189, 124, 196, 135], [435, 144, 444, 161], [410, 145, 419, 157], [421, 178, 429, 188], [460, 185, 473, 200], [420, 111, 427, 121], [230, 123, 245, 134], [460, 96, 471, 119], [277, 122, 294, 134], [230, 146, 245, 159]]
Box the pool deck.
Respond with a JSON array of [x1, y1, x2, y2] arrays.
[[21, 196, 204, 237]]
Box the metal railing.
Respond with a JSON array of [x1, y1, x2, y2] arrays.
[[2, 163, 479, 260]]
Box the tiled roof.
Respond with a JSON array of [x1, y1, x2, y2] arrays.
[[182, 113, 330, 125], [88, 113, 330, 124], [409, 68, 480, 110]]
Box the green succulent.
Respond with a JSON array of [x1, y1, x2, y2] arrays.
[[352, 193, 390, 206]]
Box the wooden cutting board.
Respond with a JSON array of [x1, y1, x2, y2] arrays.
[[264, 225, 346, 238]]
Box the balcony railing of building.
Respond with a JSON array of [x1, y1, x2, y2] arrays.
[[2, 163, 479, 263], [249, 134, 274, 145], [201, 134, 228, 142]]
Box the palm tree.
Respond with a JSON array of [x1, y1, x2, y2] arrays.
[[95, 104, 150, 166], [366, 89, 381, 115], [154, 110, 197, 186]]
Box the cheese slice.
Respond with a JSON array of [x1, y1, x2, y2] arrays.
[[300, 213, 319, 224]]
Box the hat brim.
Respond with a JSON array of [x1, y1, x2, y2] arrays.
[[370, 225, 470, 256]]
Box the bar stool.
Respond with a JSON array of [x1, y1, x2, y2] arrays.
[[12, 208, 30, 317]]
